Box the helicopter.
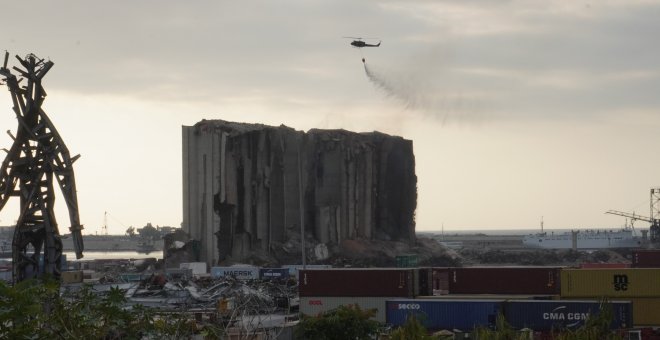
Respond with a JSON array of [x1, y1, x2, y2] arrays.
[[344, 37, 381, 48]]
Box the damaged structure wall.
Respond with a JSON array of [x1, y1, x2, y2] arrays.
[[182, 120, 417, 267]]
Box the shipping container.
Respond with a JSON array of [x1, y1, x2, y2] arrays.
[[565, 297, 660, 327], [396, 254, 418, 268], [632, 250, 660, 268], [386, 299, 502, 331], [300, 296, 391, 323], [299, 268, 415, 297], [61, 270, 84, 284], [211, 266, 260, 280], [580, 263, 631, 269], [259, 268, 290, 280], [432, 267, 449, 294], [561, 268, 660, 298], [179, 262, 207, 275], [504, 300, 632, 331], [449, 267, 561, 295]]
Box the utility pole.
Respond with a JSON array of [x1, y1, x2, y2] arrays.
[[103, 211, 108, 236]]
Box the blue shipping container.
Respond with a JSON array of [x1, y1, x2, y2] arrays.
[[504, 300, 633, 331], [386, 299, 502, 331], [259, 268, 289, 280]]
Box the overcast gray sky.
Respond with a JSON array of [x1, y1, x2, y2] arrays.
[[1, 1, 659, 234]]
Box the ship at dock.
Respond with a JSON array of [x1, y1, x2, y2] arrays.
[[525, 188, 660, 250], [522, 227, 643, 249]]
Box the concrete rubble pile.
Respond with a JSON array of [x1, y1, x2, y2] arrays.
[[182, 119, 417, 266], [67, 275, 297, 311], [61, 274, 299, 337]]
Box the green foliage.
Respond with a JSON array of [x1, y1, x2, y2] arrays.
[[138, 223, 161, 240], [0, 279, 223, 339], [126, 226, 136, 237], [474, 313, 531, 340], [388, 313, 439, 340], [296, 304, 381, 340], [0, 279, 53, 339]]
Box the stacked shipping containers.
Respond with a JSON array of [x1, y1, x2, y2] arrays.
[[297, 266, 660, 330], [298, 268, 418, 323], [561, 268, 660, 326]]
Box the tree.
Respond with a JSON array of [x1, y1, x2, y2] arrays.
[[0, 279, 224, 339], [126, 226, 136, 237], [138, 223, 160, 240], [389, 314, 440, 340], [296, 304, 381, 340]]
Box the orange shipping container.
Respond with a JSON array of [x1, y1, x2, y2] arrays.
[[561, 269, 660, 298]]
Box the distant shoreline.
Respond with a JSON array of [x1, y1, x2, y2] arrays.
[[418, 227, 638, 236]]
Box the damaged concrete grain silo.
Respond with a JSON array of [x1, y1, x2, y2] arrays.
[[182, 120, 416, 267]]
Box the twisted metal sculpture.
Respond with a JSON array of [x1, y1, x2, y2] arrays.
[[0, 52, 84, 282]]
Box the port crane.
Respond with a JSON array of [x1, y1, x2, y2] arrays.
[[606, 188, 660, 243], [0, 52, 84, 282]]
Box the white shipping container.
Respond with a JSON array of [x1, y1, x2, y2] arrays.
[[211, 266, 260, 280], [180, 262, 207, 275], [300, 296, 390, 323]]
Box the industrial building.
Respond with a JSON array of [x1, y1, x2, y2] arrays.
[[182, 120, 417, 267]]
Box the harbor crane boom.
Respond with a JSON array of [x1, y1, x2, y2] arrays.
[[605, 210, 653, 225], [606, 187, 660, 243]]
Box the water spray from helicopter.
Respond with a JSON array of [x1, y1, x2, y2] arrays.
[[346, 37, 471, 124]]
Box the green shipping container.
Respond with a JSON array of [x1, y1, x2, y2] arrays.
[[396, 254, 418, 268], [561, 269, 660, 298]]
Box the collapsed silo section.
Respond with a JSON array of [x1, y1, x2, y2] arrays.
[[182, 120, 417, 267]]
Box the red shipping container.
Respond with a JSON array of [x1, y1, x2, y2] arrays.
[[298, 268, 414, 297], [579, 263, 631, 269], [448, 267, 561, 295], [632, 250, 660, 268]]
